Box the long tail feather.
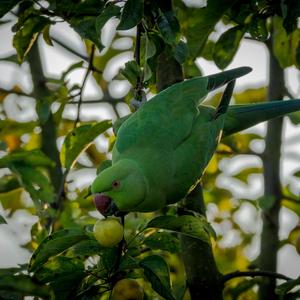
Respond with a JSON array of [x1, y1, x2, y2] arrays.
[[223, 100, 300, 137], [215, 80, 236, 118], [207, 67, 252, 91]]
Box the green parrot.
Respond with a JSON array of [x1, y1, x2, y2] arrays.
[[91, 67, 300, 216]]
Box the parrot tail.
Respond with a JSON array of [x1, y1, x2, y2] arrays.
[[207, 67, 252, 91], [215, 80, 236, 118], [223, 100, 300, 137]]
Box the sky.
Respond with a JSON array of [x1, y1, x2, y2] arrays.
[[0, 13, 300, 278]]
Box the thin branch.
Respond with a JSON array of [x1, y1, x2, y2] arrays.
[[221, 270, 292, 284], [51, 36, 102, 74], [51, 36, 88, 61], [0, 87, 33, 98], [113, 215, 125, 273], [281, 194, 300, 204], [74, 45, 96, 128], [68, 98, 124, 104], [134, 22, 144, 101]]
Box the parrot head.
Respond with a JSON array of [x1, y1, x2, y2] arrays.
[[91, 159, 147, 216]]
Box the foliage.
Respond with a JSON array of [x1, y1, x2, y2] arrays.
[[0, 0, 299, 299]]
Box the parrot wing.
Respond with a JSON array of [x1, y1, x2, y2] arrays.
[[114, 67, 251, 156], [223, 100, 300, 137]]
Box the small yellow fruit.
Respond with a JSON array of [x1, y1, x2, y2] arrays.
[[112, 279, 144, 300], [93, 218, 123, 247]]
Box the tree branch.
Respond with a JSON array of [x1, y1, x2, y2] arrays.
[[222, 270, 292, 284], [74, 44, 96, 128], [259, 24, 285, 300], [0, 87, 33, 98], [51, 36, 102, 74]]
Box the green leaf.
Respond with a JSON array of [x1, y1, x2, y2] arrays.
[[68, 239, 103, 257], [60, 120, 112, 169], [140, 255, 175, 300], [0, 274, 53, 299], [42, 24, 53, 46], [178, 0, 238, 58], [99, 247, 119, 271], [117, 0, 143, 30], [120, 60, 142, 85], [29, 228, 89, 272], [293, 170, 300, 177], [234, 86, 267, 104], [0, 120, 37, 137], [0, 175, 20, 193], [147, 215, 215, 244], [248, 16, 268, 41], [143, 35, 157, 82], [174, 41, 188, 64], [144, 232, 180, 253], [201, 40, 215, 61], [275, 276, 300, 296], [95, 5, 121, 33], [0, 149, 54, 168], [0, 267, 24, 277], [0, 215, 7, 224], [288, 111, 300, 125], [157, 11, 180, 45], [13, 15, 51, 62], [213, 25, 245, 69], [283, 0, 300, 34], [70, 17, 103, 50], [258, 195, 276, 211], [0, 0, 22, 18], [273, 16, 300, 69], [34, 256, 85, 300], [12, 164, 56, 206]]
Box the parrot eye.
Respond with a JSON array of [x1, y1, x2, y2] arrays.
[[112, 180, 120, 189]]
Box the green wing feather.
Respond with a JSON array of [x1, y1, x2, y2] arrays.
[[223, 100, 300, 137], [114, 67, 252, 156]]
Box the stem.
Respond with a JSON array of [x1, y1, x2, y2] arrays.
[[27, 39, 63, 211], [222, 270, 291, 284], [51, 36, 102, 74], [74, 45, 95, 128], [259, 29, 285, 300]]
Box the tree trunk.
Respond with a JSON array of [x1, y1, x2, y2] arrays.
[[27, 41, 63, 206], [259, 34, 285, 300]]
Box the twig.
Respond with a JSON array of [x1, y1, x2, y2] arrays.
[[281, 194, 300, 204], [67, 98, 124, 105], [74, 45, 96, 128], [221, 270, 292, 284], [51, 36, 102, 74], [0, 87, 33, 98], [113, 215, 125, 273], [134, 22, 144, 101], [51, 36, 88, 61]]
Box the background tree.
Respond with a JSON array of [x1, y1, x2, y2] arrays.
[[0, 0, 300, 299]]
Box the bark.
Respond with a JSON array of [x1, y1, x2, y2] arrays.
[[259, 36, 285, 300], [179, 185, 223, 300], [27, 41, 63, 204]]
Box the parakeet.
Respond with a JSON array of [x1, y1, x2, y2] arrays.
[[91, 67, 300, 216]]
